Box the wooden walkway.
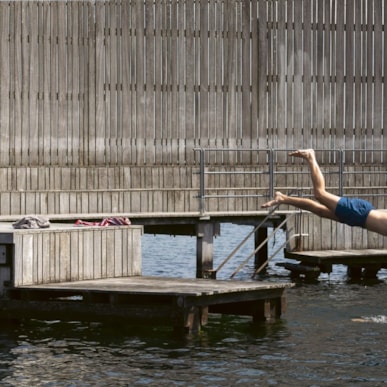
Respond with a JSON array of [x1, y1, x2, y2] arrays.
[[284, 249, 387, 279], [2, 277, 293, 334]]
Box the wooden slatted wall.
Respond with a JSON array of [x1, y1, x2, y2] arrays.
[[13, 225, 143, 286], [0, 0, 385, 167]]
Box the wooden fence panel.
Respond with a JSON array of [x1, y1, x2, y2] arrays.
[[0, 0, 385, 168]]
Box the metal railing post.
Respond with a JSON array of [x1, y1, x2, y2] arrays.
[[199, 148, 206, 215], [268, 149, 274, 199], [339, 149, 343, 197]]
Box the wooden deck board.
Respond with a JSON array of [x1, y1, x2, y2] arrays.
[[0, 210, 294, 222], [284, 249, 387, 279], [285, 249, 387, 265], [15, 276, 293, 297]]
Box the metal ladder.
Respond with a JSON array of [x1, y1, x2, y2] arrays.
[[206, 206, 304, 279]]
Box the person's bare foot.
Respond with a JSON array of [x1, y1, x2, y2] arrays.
[[289, 149, 315, 161], [261, 191, 286, 208]]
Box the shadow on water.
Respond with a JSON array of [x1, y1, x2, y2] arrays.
[[0, 312, 290, 348]]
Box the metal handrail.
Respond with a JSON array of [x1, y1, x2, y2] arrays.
[[251, 230, 296, 278], [229, 212, 297, 279], [207, 204, 280, 278], [194, 148, 387, 214]]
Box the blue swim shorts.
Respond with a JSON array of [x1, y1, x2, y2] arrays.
[[334, 197, 375, 228]]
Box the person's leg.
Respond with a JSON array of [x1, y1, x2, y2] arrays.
[[289, 149, 340, 213], [364, 210, 387, 236], [262, 191, 339, 220]]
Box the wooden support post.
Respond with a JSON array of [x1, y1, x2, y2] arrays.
[[347, 266, 362, 279], [174, 296, 209, 335], [183, 306, 208, 335], [0, 244, 13, 297], [196, 223, 219, 279], [362, 265, 381, 279], [252, 296, 283, 323], [254, 227, 268, 272]]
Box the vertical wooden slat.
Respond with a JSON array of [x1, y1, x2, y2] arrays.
[[23, 234, 33, 285], [250, 0, 258, 151], [70, 229, 78, 280], [345, 0, 354, 155], [170, 0, 179, 163], [93, 229, 102, 278], [215, 0, 224, 153], [135, 0, 145, 165], [207, 0, 216, 156], [68, 2, 80, 166], [121, 0, 132, 165], [57, 2, 67, 164], [28, 3, 39, 164], [60, 232, 71, 282], [88, 2, 96, 165], [241, 0, 251, 152], [95, 1, 106, 165], [293, 0, 302, 148], [42, 3, 51, 165], [115, 229, 123, 276], [303, 0, 312, 147], [104, 1, 112, 164], [106, 228, 115, 277], [285, 0, 294, 151], [116, 2, 123, 166], [276, 0, 286, 158], [49, 2, 58, 165], [354, 0, 362, 159], [323, 0, 331, 152], [315, 0, 324, 151], [0, 3, 10, 166], [266, 0, 275, 149], [20, 2, 30, 165], [108, 1, 119, 165], [65, 3, 74, 164], [373, 0, 383, 163], [185, 0, 195, 164], [224, 0, 236, 156], [222, 0, 230, 161], [13, 2, 22, 166], [161, 1, 169, 162], [335, 1, 345, 149], [83, 230, 93, 279], [200, 0, 209, 149], [145, 0, 155, 164], [37, 2, 44, 165], [177, 0, 186, 163], [153, 0, 163, 164], [366, 0, 373, 153]]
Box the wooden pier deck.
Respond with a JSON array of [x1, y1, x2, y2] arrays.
[[2, 277, 293, 334], [284, 249, 387, 279]]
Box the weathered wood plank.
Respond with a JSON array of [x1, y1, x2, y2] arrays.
[[0, 3, 10, 166], [135, 0, 145, 165]]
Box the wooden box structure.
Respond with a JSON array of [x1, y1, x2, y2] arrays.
[[0, 223, 143, 292]]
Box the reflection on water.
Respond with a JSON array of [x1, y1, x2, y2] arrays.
[[0, 224, 386, 386]]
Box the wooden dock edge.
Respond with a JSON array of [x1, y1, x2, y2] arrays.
[[284, 249, 387, 280], [1, 277, 294, 335]]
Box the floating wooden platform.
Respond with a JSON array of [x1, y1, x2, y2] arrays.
[[284, 249, 387, 279], [2, 276, 293, 334]]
